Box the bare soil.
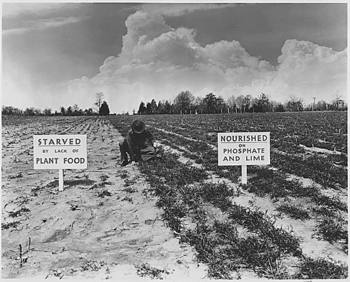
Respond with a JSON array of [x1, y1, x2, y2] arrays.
[[1, 117, 206, 279]]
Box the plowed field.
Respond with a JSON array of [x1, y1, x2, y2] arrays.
[[2, 112, 348, 280]]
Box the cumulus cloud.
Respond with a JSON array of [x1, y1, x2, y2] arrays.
[[67, 11, 347, 113]]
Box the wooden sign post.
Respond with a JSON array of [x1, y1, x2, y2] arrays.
[[33, 135, 87, 191], [59, 169, 64, 192], [242, 165, 247, 184], [218, 132, 270, 184]]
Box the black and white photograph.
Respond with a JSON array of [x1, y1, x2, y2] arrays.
[[2, 1, 348, 280]]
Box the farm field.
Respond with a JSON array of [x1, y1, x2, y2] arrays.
[[107, 111, 348, 279], [1, 116, 206, 279], [1, 111, 348, 280]]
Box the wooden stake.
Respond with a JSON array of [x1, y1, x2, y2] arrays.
[[19, 244, 22, 267], [59, 169, 64, 192], [241, 165, 247, 184]]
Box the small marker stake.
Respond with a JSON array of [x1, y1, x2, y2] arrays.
[[59, 169, 64, 192], [241, 165, 247, 184], [19, 244, 22, 267]]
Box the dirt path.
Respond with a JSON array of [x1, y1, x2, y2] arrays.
[[1, 117, 206, 279]]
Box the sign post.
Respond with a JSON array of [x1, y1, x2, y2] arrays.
[[33, 135, 87, 191], [218, 132, 270, 184], [59, 169, 64, 192], [242, 165, 247, 184]]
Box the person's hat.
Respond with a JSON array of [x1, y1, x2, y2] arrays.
[[131, 120, 145, 134]]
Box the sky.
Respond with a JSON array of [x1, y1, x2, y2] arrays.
[[2, 2, 348, 114]]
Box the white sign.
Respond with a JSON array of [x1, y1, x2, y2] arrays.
[[33, 135, 87, 169], [218, 132, 270, 166]]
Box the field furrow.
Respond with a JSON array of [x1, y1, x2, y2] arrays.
[[2, 113, 348, 280], [107, 113, 348, 279]]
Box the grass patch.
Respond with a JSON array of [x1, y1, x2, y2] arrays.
[[311, 206, 337, 218], [1, 221, 20, 230], [122, 187, 137, 193], [81, 260, 106, 272], [97, 190, 112, 198], [293, 257, 348, 279], [313, 216, 348, 244], [46, 179, 96, 188], [121, 196, 133, 203], [124, 178, 137, 187], [8, 207, 30, 218], [136, 263, 169, 279], [311, 194, 347, 212], [276, 203, 311, 220]]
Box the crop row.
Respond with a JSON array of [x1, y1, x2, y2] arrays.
[[153, 125, 348, 248], [147, 123, 347, 192], [109, 115, 347, 214], [141, 112, 347, 155], [107, 115, 348, 279]]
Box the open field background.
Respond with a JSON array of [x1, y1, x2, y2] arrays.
[[1, 111, 348, 279]]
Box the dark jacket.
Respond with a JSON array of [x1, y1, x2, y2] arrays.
[[126, 129, 154, 161]]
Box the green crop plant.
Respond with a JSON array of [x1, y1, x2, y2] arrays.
[[313, 216, 348, 244], [276, 203, 311, 220], [292, 257, 348, 279]]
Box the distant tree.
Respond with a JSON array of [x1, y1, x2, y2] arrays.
[[146, 102, 152, 114], [150, 99, 157, 114], [313, 100, 328, 111], [257, 93, 270, 112], [203, 93, 217, 114], [164, 100, 172, 114], [274, 103, 285, 112], [286, 95, 303, 112], [332, 93, 345, 110], [84, 108, 95, 115], [216, 96, 226, 114], [99, 101, 110, 115], [2, 106, 10, 115], [60, 106, 66, 116], [243, 95, 253, 112], [235, 95, 245, 113], [23, 107, 35, 116], [174, 91, 194, 114], [157, 100, 166, 114], [2, 106, 22, 115], [226, 95, 237, 113], [73, 104, 80, 115], [34, 108, 42, 115], [66, 106, 73, 116], [138, 102, 147, 115], [250, 97, 259, 112], [43, 108, 52, 116], [95, 92, 104, 112], [193, 96, 204, 114]]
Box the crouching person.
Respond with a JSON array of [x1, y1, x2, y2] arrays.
[[119, 120, 156, 166]]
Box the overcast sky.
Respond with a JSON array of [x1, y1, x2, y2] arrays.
[[2, 2, 347, 114]]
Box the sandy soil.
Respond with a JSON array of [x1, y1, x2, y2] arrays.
[[156, 139, 348, 267], [1, 117, 207, 280]]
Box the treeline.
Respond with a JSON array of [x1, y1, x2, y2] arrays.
[[137, 91, 347, 115], [2, 101, 111, 116], [3, 91, 346, 116]]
